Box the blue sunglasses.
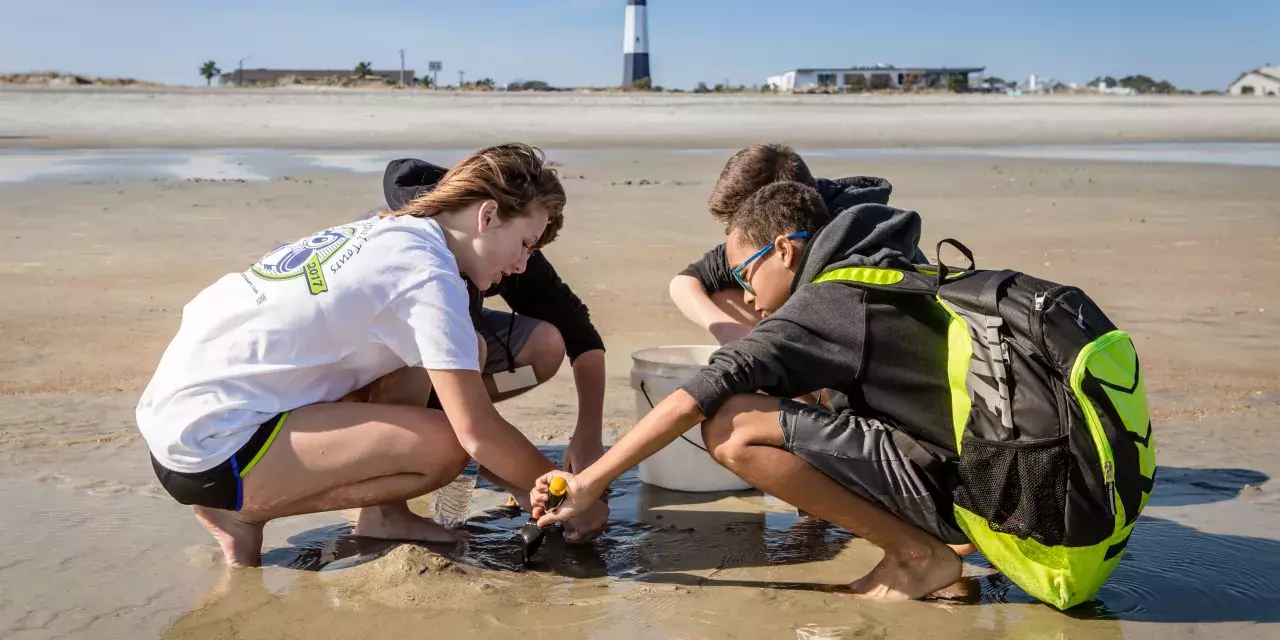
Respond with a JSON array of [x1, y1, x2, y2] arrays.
[[731, 231, 809, 294]]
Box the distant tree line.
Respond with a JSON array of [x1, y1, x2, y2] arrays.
[[690, 81, 775, 94]]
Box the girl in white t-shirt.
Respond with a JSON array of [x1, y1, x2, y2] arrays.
[[136, 144, 608, 567]]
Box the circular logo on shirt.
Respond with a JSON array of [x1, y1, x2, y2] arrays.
[[251, 226, 355, 280], [250, 225, 358, 294]]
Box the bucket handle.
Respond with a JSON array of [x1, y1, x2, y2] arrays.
[[639, 380, 710, 453]]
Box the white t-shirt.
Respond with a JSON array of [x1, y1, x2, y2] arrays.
[[137, 215, 479, 473]]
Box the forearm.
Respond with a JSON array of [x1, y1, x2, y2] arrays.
[[669, 275, 739, 331], [574, 389, 703, 494], [571, 349, 606, 441], [463, 418, 556, 491], [429, 369, 555, 491]]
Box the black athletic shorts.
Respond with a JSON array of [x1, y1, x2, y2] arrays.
[[778, 399, 968, 545], [150, 412, 290, 511]]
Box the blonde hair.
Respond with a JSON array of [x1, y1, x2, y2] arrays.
[[383, 143, 565, 248]]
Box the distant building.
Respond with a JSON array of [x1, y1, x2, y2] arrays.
[[1018, 73, 1072, 94], [1092, 80, 1136, 96], [1229, 67, 1280, 96], [765, 65, 984, 93], [218, 68, 413, 86]]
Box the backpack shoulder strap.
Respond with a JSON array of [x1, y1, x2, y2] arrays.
[[811, 265, 937, 294], [978, 269, 1020, 309]]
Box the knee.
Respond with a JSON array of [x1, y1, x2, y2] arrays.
[[701, 410, 733, 457], [416, 428, 469, 481], [701, 396, 753, 467], [442, 439, 470, 478], [701, 391, 768, 468], [398, 407, 468, 479], [522, 322, 566, 383]]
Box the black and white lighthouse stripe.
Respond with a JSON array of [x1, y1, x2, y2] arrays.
[[623, 0, 650, 87]]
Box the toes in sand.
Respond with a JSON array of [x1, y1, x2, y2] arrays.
[[193, 506, 265, 568], [353, 504, 461, 543], [844, 545, 962, 601]]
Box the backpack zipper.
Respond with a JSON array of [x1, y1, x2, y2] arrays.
[[1031, 285, 1080, 359], [1105, 460, 1116, 517]]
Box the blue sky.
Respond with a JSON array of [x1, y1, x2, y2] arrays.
[[0, 0, 1274, 90]]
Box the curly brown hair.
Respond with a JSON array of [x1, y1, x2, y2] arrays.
[[383, 143, 565, 248], [728, 181, 829, 247], [707, 143, 815, 225]]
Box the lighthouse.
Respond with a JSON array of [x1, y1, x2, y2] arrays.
[[623, 0, 650, 87]]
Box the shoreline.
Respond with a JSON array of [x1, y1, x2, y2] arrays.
[[6, 143, 1280, 185]]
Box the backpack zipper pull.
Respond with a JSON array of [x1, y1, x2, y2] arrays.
[[1034, 292, 1047, 311], [1104, 460, 1116, 517], [1000, 340, 1011, 364]]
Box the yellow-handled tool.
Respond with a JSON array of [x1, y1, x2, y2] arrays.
[[518, 475, 568, 566]]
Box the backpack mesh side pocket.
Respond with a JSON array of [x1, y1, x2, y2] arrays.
[[954, 434, 1070, 546]]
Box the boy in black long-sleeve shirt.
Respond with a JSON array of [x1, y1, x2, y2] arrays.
[[669, 143, 921, 344]]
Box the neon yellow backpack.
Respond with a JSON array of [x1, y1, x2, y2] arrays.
[[813, 239, 1156, 609]]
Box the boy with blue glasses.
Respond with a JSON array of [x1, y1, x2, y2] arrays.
[[534, 181, 973, 601], [669, 143, 921, 344]]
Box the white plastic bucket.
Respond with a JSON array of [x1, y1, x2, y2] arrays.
[[630, 345, 751, 492]]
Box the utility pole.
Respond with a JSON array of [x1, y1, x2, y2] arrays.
[[237, 55, 250, 87], [399, 49, 405, 86], [459, 70, 465, 88]]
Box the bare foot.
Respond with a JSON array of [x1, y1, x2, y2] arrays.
[[353, 503, 460, 543], [845, 544, 962, 601], [193, 506, 265, 568], [930, 576, 981, 603]]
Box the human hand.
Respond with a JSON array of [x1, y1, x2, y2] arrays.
[[563, 498, 610, 543], [563, 434, 604, 474], [531, 471, 604, 529]]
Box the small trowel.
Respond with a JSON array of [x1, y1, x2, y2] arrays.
[[518, 475, 568, 566]]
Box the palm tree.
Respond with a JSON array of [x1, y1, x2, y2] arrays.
[[199, 60, 221, 87], [353, 61, 372, 79]]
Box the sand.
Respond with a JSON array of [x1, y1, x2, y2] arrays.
[[4, 87, 1280, 150], [1, 91, 1279, 639]]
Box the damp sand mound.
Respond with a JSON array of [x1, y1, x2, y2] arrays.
[[323, 543, 499, 609]]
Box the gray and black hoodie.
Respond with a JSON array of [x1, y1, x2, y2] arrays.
[[678, 176, 928, 293], [680, 203, 956, 464]]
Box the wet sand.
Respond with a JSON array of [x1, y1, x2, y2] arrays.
[[1, 147, 1279, 638]]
